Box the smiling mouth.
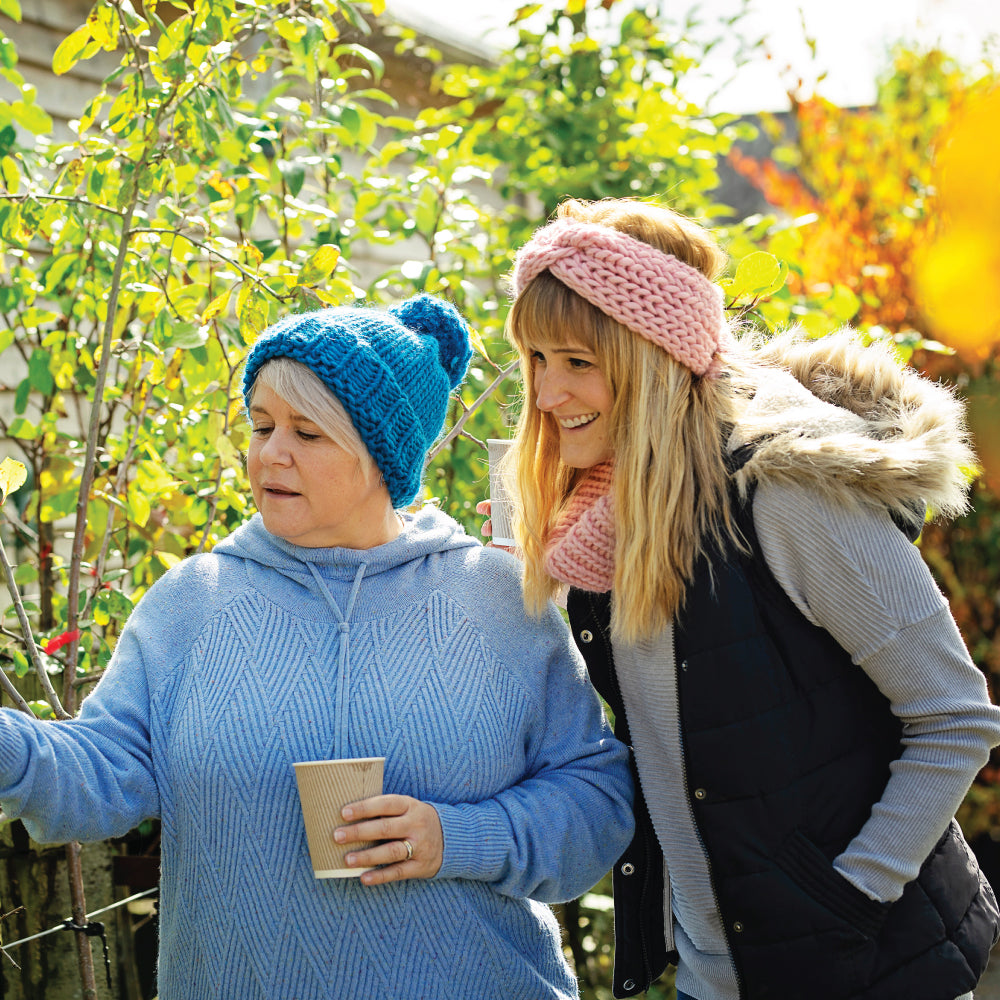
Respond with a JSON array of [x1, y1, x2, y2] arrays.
[[264, 487, 301, 497], [559, 413, 599, 429]]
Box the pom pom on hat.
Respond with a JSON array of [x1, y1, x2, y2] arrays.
[[389, 294, 472, 389], [242, 294, 473, 508]]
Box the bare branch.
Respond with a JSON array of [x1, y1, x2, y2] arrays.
[[0, 525, 67, 718], [427, 359, 519, 462]]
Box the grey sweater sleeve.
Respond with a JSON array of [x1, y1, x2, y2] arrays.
[[753, 480, 1000, 903]]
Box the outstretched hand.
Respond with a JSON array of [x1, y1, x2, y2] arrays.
[[334, 794, 443, 886]]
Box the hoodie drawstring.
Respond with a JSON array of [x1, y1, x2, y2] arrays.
[[307, 563, 367, 759]]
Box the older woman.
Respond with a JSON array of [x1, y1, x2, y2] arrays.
[[0, 293, 634, 999]]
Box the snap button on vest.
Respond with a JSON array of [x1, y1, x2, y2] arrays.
[[580, 629, 593, 643], [620, 862, 635, 876], [733, 921, 744, 933], [694, 788, 707, 800], [622, 979, 636, 991]]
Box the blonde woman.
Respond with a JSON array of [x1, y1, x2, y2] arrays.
[[492, 197, 1000, 1000]]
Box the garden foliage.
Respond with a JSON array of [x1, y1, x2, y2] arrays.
[[0, 0, 996, 996]]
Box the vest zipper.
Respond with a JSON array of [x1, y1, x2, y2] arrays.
[[675, 659, 747, 999]]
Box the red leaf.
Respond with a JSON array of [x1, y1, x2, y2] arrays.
[[43, 629, 81, 655]]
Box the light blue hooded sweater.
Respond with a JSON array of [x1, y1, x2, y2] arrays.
[[0, 506, 634, 999]]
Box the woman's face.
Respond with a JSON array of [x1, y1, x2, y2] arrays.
[[247, 384, 398, 549], [529, 336, 614, 469]]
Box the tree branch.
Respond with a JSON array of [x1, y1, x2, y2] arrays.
[[427, 358, 519, 462], [0, 525, 67, 717]]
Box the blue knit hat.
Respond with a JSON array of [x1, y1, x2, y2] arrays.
[[242, 294, 473, 508]]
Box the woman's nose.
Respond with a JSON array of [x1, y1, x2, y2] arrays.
[[535, 367, 569, 412], [259, 427, 292, 465]]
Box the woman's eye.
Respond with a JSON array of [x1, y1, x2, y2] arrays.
[[297, 430, 321, 441], [569, 357, 592, 370], [251, 426, 272, 436], [530, 350, 546, 365]]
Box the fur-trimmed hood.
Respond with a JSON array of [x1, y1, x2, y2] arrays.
[[728, 328, 977, 527]]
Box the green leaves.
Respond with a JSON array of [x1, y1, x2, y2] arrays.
[[27, 349, 54, 394], [721, 251, 788, 304]]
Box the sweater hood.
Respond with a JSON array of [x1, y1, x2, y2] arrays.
[[729, 328, 976, 526]]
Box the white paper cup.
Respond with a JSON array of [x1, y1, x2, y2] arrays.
[[486, 438, 515, 547], [293, 757, 384, 878]]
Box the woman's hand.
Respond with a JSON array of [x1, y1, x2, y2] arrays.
[[334, 794, 443, 886], [475, 500, 516, 554]]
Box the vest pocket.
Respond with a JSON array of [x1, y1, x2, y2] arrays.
[[776, 829, 891, 940], [725, 828, 891, 998]]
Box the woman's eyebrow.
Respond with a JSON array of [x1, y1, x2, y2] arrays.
[[248, 403, 316, 423]]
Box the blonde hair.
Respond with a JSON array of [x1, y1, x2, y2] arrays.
[[506, 198, 745, 642], [249, 357, 376, 478]]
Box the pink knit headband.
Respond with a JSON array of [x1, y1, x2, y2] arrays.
[[511, 218, 729, 377]]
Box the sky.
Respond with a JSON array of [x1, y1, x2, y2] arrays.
[[384, 0, 1000, 113]]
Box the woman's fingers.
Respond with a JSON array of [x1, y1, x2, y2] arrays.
[[332, 794, 443, 884], [475, 500, 494, 539], [337, 794, 407, 837]]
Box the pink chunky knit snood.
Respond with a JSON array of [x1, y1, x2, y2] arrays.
[[544, 461, 616, 593], [512, 218, 730, 377]]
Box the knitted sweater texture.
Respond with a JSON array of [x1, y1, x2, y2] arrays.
[[0, 506, 633, 999]]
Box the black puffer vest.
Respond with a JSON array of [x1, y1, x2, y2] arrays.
[[569, 497, 1000, 1000]]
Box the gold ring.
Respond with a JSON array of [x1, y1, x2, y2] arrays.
[[402, 839, 413, 861]]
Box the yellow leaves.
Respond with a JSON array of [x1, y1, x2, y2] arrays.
[[912, 88, 1000, 488], [468, 326, 490, 360], [297, 244, 341, 287], [1, 154, 20, 193], [88, 4, 119, 52], [52, 23, 90, 75], [206, 171, 236, 214], [935, 90, 1000, 225], [0, 457, 26, 504], [275, 17, 308, 44], [203, 288, 232, 323], [236, 281, 269, 344], [51, 15, 106, 76], [916, 87, 1000, 361], [720, 251, 788, 308], [513, 4, 545, 22], [127, 484, 151, 528]]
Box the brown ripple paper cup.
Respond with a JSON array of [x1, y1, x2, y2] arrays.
[[293, 757, 385, 878]]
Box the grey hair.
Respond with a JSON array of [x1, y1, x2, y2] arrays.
[[248, 357, 375, 476]]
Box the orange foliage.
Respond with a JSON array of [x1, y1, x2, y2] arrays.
[[729, 49, 974, 333]]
